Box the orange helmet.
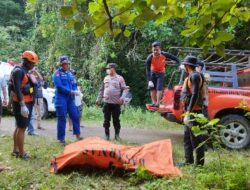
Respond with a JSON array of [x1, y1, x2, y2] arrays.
[[22, 51, 39, 64]]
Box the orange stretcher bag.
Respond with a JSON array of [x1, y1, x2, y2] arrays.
[[50, 137, 181, 177]]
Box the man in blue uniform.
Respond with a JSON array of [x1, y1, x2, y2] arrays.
[[52, 56, 82, 144]]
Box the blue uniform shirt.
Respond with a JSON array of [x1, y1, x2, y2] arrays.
[[52, 68, 78, 106]]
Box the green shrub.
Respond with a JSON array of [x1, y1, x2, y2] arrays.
[[82, 106, 181, 129]]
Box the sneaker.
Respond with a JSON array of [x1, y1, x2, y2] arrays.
[[76, 136, 83, 141], [11, 151, 19, 157], [176, 162, 193, 167], [18, 153, 30, 161], [37, 126, 45, 130], [58, 140, 66, 145], [27, 132, 38, 136]]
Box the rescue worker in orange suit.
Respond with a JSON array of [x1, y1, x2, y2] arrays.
[[52, 56, 82, 144], [180, 56, 206, 166], [10, 51, 39, 160], [146, 41, 180, 107]]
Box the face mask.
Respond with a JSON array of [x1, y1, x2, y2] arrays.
[[179, 64, 185, 70], [196, 66, 202, 72], [106, 69, 111, 75]]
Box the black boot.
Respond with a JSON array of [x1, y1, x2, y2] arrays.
[[115, 134, 121, 141], [105, 128, 110, 141]]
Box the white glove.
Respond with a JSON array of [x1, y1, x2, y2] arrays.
[[148, 81, 154, 88], [179, 64, 185, 71], [183, 115, 191, 126], [21, 105, 29, 118]]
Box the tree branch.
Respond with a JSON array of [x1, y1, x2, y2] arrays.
[[201, 0, 240, 43], [85, 3, 134, 35], [103, 0, 113, 31]]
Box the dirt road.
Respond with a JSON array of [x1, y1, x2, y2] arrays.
[[0, 117, 183, 144]]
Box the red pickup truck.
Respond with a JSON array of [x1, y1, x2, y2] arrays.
[[147, 63, 250, 149]]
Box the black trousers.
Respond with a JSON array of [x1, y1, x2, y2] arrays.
[[103, 103, 121, 135], [184, 112, 205, 166]]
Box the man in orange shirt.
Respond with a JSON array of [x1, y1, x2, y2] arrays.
[[146, 42, 180, 107]]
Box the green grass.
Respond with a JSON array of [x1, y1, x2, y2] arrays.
[[0, 135, 249, 190], [83, 106, 182, 130]]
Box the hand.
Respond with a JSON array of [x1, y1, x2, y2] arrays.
[[183, 115, 191, 126], [95, 100, 100, 106], [7, 102, 12, 111], [74, 91, 80, 96], [2, 99, 8, 106], [148, 81, 154, 88], [21, 105, 29, 118], [179, 64, 185, 71], [118, 98, 124, 105]]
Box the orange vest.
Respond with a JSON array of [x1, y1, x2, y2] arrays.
[[151, 54, 166, 73], [183, 74, 205, 111], [13, 73, 33, 103]]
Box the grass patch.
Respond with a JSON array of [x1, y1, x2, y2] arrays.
[[83, 106, 181, 130], [0, 135, 249, 190]]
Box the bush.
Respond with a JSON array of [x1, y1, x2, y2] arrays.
[[82, 106, 180, 129]]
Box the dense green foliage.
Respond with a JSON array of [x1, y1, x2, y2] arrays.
[[59, 0, 250, 54], [0, 0, 249, 106]]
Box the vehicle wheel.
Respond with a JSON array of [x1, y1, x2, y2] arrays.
[[42, 100, 49, 119], [220, 114, 250, 149]]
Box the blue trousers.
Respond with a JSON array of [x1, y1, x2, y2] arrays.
[[56, 97, 80, 141], [27, 106, 35, 134]]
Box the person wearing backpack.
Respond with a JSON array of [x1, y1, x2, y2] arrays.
[[146, 41, 180, 107], [180, 56, 206, 166], [10, 51, 39, 160]]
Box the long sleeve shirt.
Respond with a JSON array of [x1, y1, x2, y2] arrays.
[[12, 68, 25, 102], [52, 68, 77, 96], [96, 74, 129, 104], [186, 72, 201, 112]]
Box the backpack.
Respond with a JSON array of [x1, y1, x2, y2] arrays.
[[8, 66, 33, 96], [181, 72, 207, 110]]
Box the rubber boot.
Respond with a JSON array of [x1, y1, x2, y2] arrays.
[[105, 128, 110, 141]]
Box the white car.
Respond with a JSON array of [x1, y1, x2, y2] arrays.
[[0, 61, 56, 118], [42, 87, 56, 118]]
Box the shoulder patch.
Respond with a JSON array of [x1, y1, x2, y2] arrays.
[[54, 71, 60, 77]]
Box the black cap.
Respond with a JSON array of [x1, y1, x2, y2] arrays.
[[182, 56, 198, 67], [152, 41, 161, 47], [105, 63, 117, 69]]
